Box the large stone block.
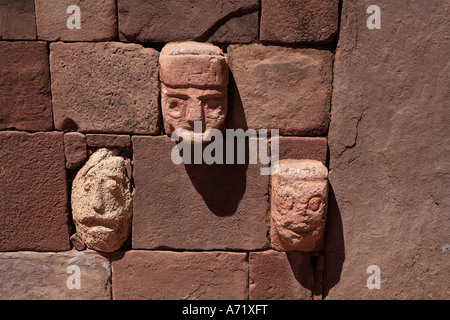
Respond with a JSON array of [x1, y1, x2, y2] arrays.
[[278, 137, 327, 164], [249, 250, 314, 300], [0, 131, 70, 251], [326, 0, 450, 299], [35, 0, 117, 41], [0, 0, 36, 40], [132, 135, 270, 250], [50, 42, 160, 134], [112, 251, 248, 300], [260, 0, 339, 44], [0, 250, 111, 299], [0, 41, 53, 131], [118, 0, 259, 43], [227, 44, 333, 136]]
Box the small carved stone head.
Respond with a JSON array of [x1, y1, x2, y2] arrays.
[[160, 41, 228, 142], [271, 160, 329, 251], [71, 148, 132, 252]]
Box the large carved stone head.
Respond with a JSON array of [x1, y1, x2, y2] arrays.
[[271, 160, 329, 251], [71, 148, 132, 252], [160, 41, 228, 142]]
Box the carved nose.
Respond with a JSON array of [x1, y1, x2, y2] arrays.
[[91, 187, 105, 213], [186, 98, 204, 126]]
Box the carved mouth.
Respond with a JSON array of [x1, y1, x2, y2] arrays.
[[80, 217, 118, 230]]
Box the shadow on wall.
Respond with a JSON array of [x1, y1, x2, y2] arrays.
[[322, 184, 345, 298]]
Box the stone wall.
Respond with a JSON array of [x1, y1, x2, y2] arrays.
[[0, 0, 448, 300]]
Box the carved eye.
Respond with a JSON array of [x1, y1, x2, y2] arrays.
[[204, 100, 224, 119], [279, 195, 294, 210], [167, 98, 185, 119], [308, 197, 323, 211]]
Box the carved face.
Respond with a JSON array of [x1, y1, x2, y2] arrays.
[[271, 160, 328, 251], [160, 42, 228, 142], [71, 148, 132, 252]]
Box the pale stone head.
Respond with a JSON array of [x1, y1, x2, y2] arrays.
[[71, 148, 132, 252], [160, 41, 228, 142], [271, 160, 328, 251]]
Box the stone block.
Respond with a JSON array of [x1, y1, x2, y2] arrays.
[[64, 132, 87, 170], [249, 250, 314, 300], [0, 0, 36, 40], [0, 41, 53, 131], [260, 0, 339, 44], [0, 131, 70, 251], [35, 0, 117, 41], [0, 250, 111, 299], [112, 250, 248, 300], [118, 0, 259, 43], [277, 137, 327, 164], [326, 0, 450, 299], [227, 44, 333, 136], [50, 42, 160, 134], [86, 134, 131, 149], [132, 135, 270, 250]]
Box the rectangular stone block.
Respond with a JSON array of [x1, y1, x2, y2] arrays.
[[249, 250, 314, 300], [35, 0, 117, 41], [132, 135, 270, 250], [118, 0, 259, 43], [86, 134, 131, 149], [0, 131, 70, 251], [0, 41, 53, 131], [227, 44, 333, 136], [112, 251, 248, 300], [277, 137, 327, 164], [0, 250, 111, 300], [260, 0, 339, 44], [326, 0, 450, 299], [64, 132, 87, 170], [0, 0, 36, 40], [50, 42, 160, 134]]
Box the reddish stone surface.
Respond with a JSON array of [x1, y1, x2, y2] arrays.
[[249, 250, 314, 300], [35, 0, 117, 41], [326, 0, 450, 299], [0, 131, 70, 251], [132, 136, 270, 250], [260, 0, 339, 44], [0, 0, 36, 40], [0, 41, 53, 131], [86, 134, 131, 149], [277, 137, 327, 164], [64, 132, 87, 170], [112, 251, 248, 299], [118, 0, 259, 43], [50, 42, 160, 134], [0, 250, 111, 299], [227, 44, 333, 136]]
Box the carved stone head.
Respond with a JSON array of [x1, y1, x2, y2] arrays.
[[270, 160, 328, 251], [160, 41, 228, 142], [71, 148, 132, 252]]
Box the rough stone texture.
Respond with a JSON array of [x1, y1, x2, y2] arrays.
[[70, 233, 86, 251], [72, 149, 132, 253], [227, 44, 333, 136], [271, 160, 328, 252], [118, 0, 259, 43], [160, 42, 228, 140], [0, 41, 53, 131], [50, 42, 160, 134], [0, 131, 70, 251], [260, 0, 339, 44], [64, 132, 87, 170], [0, 0, 36, 40], [277, 137, 327, 164], [0, 250, 110, 299], [112, 251, 248, 300], [249, 250, 314, 300], [325, 0, 450, 299], [86, 134, 131, 149], [35, 0, 117, 41], [132, 135, 269, 250]]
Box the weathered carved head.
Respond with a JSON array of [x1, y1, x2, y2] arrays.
[[71, 148, 132, 252], [160, 41, 228, 142], [271, 160, 328, 251]]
